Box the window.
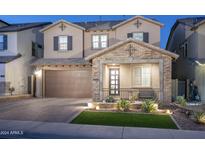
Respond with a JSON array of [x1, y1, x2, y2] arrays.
[[133, 32, 144, 41], [92, 34, 108, 49], [180, 42, 188, 58], [133, 66, 151, 87], [59, 36, 68, 50], [184, 43, 188, 57], [0, 35, 4, 50], [32, 42, 36, 56]]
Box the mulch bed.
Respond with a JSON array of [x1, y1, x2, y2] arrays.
[[172, 108, 205, 131]]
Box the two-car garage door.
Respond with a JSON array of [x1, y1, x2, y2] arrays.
[[45, 69, 92, 98]]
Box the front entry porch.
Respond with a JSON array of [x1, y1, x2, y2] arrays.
[[101, 62, 161, 101], [88, 39, 177, 103]]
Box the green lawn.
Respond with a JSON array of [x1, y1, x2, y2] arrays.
[[71, 111, 178, 129]]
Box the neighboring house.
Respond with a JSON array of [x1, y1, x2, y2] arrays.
[[0, 20, 50, 95], [32, 16, 178, 103], [166, 16, 205, 102]]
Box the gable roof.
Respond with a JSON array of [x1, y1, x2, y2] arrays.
[[166, 16, 205, 49], [112, 16, 164, 29], [0, 22, 51, 32], [0, 20, 9, 26], [40, 16, 163, 32], [40, 20, 85, 32], [85, 38, 179, 61], [191, 19, 205, 30]]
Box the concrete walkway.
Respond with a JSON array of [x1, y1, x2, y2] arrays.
[[0, 119, 205, 139]]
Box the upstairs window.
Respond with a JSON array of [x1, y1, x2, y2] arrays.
[[0, 35, 7, 51], [180, 42, 188, 58], [59, 36, 68, 51], [32, 42, 36, 56], [127, 32, 149, 43], [133, 32, 144, 41], [0, 35, 3, 50], [54, 36, 72, 51], [92, 34, 108, 49]]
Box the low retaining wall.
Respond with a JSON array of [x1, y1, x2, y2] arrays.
[[0, 94, 32, 102], [90, 102, 142, 110]]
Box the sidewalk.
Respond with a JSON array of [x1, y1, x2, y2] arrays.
[[0, 119, 205, 139]]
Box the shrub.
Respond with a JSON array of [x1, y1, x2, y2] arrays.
[[176, 96, 187, 107], [141, 99, 157, 113], [8, 87, 15, 96], [194, 112, 205, 124], [117, 99, 131, 112], [105, 96, 115, 103], [130, 95, 138, 103]]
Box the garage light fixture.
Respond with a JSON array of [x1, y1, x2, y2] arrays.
[[34, 69, 42, 77], [87, 102, 93, 108]]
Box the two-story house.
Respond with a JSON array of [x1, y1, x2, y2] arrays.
[[0, 20, 50, 95], [166, 16, 205, 102], [32, 16, 178, 103]]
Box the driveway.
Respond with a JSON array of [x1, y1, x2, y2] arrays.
[[0, 98, 90, 123]]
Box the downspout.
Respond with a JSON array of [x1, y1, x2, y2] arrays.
[[82, 30, 85, 58]]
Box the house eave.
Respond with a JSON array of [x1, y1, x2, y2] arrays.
[[112, 16, 164, 29], [40, 20, 85, 32]]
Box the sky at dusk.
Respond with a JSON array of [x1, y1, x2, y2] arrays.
[[0, 15, 202, 49]]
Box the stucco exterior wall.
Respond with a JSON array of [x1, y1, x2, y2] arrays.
[[0, 64, 5, 82], [115, 18, 161, 47], [4, 28, 42, 95], [195, 65, 205, 101], [0, 32, 18, 56], [167, 23, 198, 81], [196, 24, 205, 58], [92, 42, 172, 103], [167, 24, 186, 52], [84, 17, 161, 57], [43, 22, 83, 59]]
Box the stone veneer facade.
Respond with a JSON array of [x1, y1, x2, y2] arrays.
[[91, 41, 172, 103]]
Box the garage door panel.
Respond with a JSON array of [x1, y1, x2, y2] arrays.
[[45, 70, 92, 98]]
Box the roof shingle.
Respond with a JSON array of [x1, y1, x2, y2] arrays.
[[74, 20, 125, 30], [31, 58, 90, 66], [0, 54, 21, 63], [0, 22, 51, 32]]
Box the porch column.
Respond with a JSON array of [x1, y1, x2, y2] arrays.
[[92, 59, 101, 102], [159, 60, 164, 102], [99, 61, 104, 101]]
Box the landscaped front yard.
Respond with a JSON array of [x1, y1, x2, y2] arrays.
[[71, 111, 178, 129]]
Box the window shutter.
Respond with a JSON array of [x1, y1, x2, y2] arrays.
[[67, 36, 72, 50], [127, 33, 133, 38], [53, 36, 58, 51], [143, 32, 149, 43], [3, 35, 7, 50]]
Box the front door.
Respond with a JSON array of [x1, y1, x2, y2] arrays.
[[109, 68, 120, 95]]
